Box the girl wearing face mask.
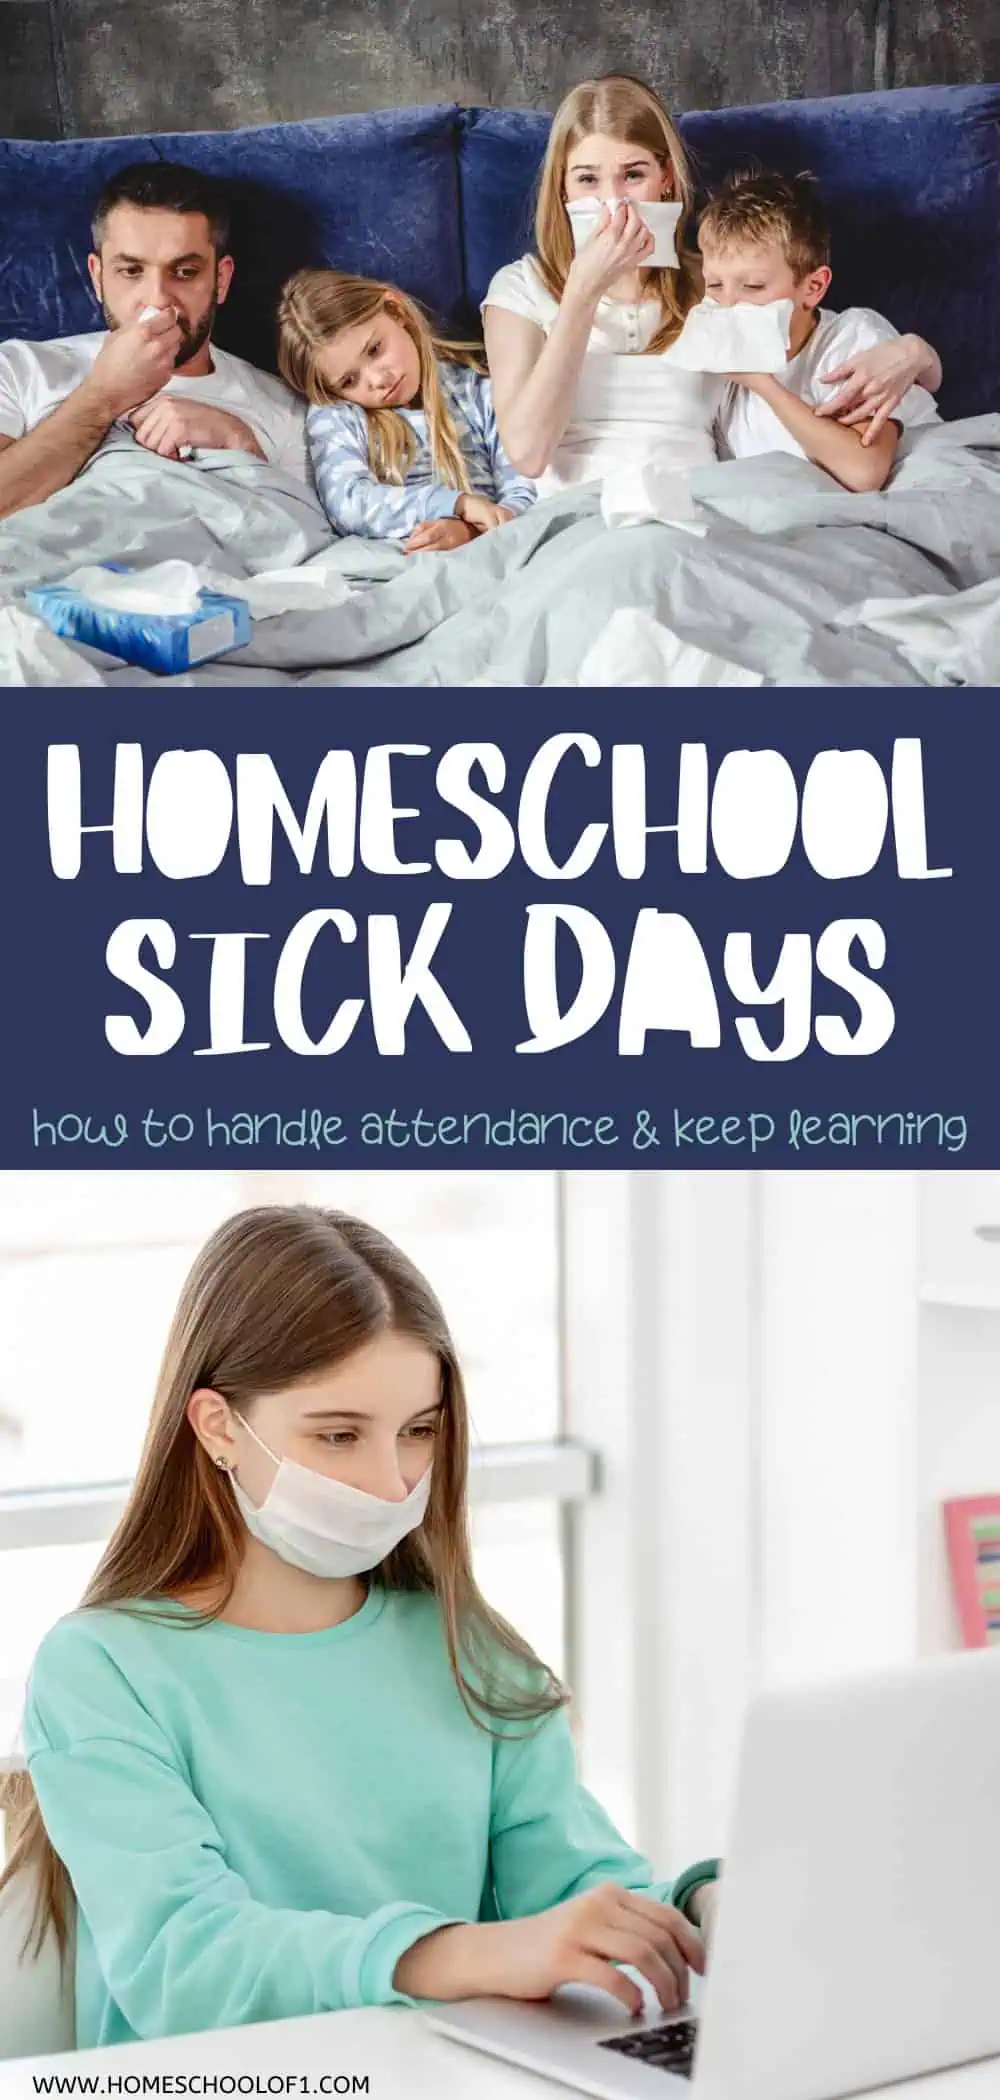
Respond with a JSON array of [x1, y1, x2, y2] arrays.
[[1, 1205, 718, 2050], [482, 73, 942, 494]]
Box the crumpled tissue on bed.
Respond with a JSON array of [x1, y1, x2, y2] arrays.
[[206, 559, 356, 618], [0, 603, 107, 685], [661, 297, 795, 373], [600, 458, 709, 532], [579, 607, 764, 686], [832, 577, 1000, 685]]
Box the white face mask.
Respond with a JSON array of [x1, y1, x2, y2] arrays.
[[225, 1410, 432, 1579]]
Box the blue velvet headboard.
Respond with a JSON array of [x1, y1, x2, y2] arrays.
[[0, 82, 996, 420]]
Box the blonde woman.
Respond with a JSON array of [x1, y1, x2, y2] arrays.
[[278, 270, 535, 552], [0, 1206, 718, 2049], [483, 74, 943, 493]]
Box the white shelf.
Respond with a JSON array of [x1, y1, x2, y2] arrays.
[[919, 1174, 1000, 1312]]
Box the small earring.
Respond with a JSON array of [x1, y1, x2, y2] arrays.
[[214, 1455, 229, 1472]]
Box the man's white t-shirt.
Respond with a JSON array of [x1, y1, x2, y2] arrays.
[[716, 306, 941, 460], [484, 254, 724, 493], [0, 333, 309, 479]]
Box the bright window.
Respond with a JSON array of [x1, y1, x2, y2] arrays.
[[0, 1171, 568, 1708]]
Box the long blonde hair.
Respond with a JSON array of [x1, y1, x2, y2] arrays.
[[277, 269, 482, 491], [534, 74, 700, 352], [0, 1205, 566, 1962]]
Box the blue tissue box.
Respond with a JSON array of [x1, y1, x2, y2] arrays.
[[27, 564, 252, 675]]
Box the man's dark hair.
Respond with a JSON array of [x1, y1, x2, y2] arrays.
[[91, 162, 231, 255]]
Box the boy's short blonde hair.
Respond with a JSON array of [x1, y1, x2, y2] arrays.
[[698, 169, 830, 278]]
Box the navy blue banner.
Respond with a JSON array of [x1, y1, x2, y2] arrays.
[[1, 689, 993, 1168]]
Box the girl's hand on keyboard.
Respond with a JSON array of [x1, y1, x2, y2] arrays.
[[394, 1884, 706, 2014]]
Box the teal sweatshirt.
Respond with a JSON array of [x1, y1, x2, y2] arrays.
[[24, 1588, 707, 2050]]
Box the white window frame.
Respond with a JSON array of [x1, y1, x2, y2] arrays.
[[0, 1441, 596, 1555], [561, 1172, 761, 1867]]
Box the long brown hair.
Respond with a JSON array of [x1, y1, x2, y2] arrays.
[[0, 1205, 566, 1962], [534, 74, 700, 352], [277, 269, 482, 491]]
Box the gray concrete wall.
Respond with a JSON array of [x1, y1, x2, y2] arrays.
[[2, 0, 997, 139]]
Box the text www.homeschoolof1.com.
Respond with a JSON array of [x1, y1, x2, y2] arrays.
[[28, 2075, 370, 2096]]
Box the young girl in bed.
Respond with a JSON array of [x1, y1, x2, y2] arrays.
[[1, 1205, 718, 2049], [482, 72, 943, 493], [277, 270, 537, 551]]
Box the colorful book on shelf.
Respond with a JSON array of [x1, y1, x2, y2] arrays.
[[943, 1495, 1000, 1647]]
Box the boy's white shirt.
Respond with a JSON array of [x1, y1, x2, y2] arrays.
[[715, 305, 941, 460]]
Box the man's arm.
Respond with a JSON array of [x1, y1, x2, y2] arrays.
[[731, 372, 899, 493], [0, 387, 119, 520], [0, 310, 182, 521]]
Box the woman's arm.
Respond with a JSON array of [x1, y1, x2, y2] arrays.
[[482, 303, 594, 481], [484, 204, 655, 478], [468, 373, 536, 512], [813, 333, 942, 441]]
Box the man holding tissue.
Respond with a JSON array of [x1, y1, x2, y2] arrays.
[[0, 162, 307, 520]]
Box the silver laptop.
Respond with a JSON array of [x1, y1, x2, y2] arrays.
[[428, 1647, 1000, 2100]]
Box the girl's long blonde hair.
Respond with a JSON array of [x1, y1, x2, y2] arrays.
[[0, 1205, 567, 1963], [534, 74, 701, 352], [277, 270, 482, 491]]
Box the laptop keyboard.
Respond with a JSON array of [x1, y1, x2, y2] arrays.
[[598, 2017, 699, 2079]]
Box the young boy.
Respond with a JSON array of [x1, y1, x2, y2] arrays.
[[700, 171, 941, 492]]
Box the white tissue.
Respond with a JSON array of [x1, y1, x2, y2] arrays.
[[0, 604, 106, 685], [62, 554, 354, 626], [566, 197, 682, 269], [601, 458, 708, 533], [661, 297, 794, 372], [62, 561, 206, 616], [832, 578, 1000, 686], [580, 607, 764, 686], [197, 550, 356, 619]]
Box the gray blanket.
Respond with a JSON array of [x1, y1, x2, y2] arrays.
[[2, 417, 999, 686]]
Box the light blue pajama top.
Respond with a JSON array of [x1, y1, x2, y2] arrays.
[[305, 362, 536, 539]]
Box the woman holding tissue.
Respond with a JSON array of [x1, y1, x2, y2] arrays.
[[0, 1206, 718, 2049], [483, 73, 942, 494]]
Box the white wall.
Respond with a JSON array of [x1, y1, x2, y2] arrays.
[[917, 1304, 1000, 1653], [573, 1172, 998, 1877], [757, 1172, 921, 1685]]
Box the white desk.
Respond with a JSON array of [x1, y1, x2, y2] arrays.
[[0, 2008, 997, 2100]]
